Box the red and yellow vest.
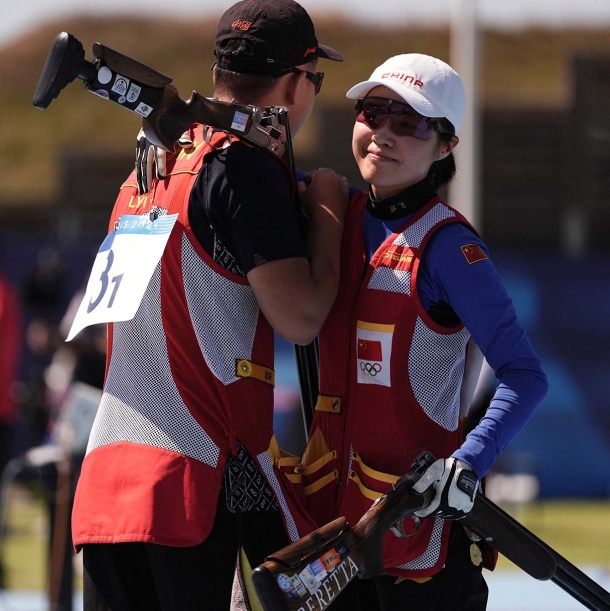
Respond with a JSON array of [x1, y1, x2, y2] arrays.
[[72, 125, 314, 548], [302, 192, 477, 579]]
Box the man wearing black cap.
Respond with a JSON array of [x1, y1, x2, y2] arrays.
[[71, 1, 345, 609]]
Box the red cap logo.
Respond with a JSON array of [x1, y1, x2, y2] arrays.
[[381, 72, 424, 88], [303, 46, 317, 58], [231, 20, 252, 31]]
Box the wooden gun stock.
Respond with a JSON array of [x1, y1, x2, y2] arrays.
[[252, 469, 429, 611]]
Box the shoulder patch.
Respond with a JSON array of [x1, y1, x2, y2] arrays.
[[461, 243, 488, 264]]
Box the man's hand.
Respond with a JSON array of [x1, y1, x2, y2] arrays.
[[413, 457, 479, 520], [297, 168, 349, 225], [136, 129, 166, 195], [135, 129, 193, 195]]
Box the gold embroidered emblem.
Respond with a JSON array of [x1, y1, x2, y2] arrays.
[[470, 543, 483, 566]]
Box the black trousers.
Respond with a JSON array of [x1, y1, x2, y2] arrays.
[[332, 523, 489, 611], [82, 489, 289, 611]]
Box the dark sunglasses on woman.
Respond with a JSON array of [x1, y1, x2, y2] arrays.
[[355, 96, 449, 140]]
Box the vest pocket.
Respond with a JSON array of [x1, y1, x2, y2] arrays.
[[267, 435, 317, 539], [268, 435, 302, 485], [299, 428, 339, 527], [342, 450, 400, 528], [340, 449, 434, 572]]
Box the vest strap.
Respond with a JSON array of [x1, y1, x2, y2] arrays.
[[298, 450, 337, 476], [314, 395, 342, 414], [303, 469, 338, 496], [235, 359, 275, 387], [348, 471, 384, 501], [351, 451, 400, 485]]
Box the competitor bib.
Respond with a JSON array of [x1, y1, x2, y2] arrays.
[[67, 213, 178, 341]]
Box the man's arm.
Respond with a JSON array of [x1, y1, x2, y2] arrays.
[[247, 169, 348, 345]]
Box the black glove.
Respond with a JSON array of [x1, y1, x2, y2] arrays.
[[413, 457, 479, 520], [135, 129, 194, 195]]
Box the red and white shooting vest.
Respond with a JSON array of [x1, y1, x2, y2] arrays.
[[302, 192, 480, 579], [72, 125, 314, 548]]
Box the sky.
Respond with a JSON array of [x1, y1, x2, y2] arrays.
[[3, 0, 610, 49]]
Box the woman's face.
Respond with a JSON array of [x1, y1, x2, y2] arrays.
[[352, 85, 456, 200]]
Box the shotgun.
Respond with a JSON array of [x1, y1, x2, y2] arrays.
[[33, 32, 291, 155], [252, 451, 610, 611], [251, 454, 433, 611]]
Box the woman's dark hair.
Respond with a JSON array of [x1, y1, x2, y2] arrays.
[[426, 117, 457, 191]]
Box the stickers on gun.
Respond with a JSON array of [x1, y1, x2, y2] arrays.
[[320, 549, 341, 573], [134, 103, 154, 117], [290, 574, 307, 597], [298, 559, 328, 595], [231, 111, 249, 132], [126, 83, 141, 103], [91, 90, 110, 100], [276, 573, 301, 600], [335, 541, 349, 561], [111, 74, 130, 96]]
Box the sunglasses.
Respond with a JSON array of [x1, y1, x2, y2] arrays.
[[355, 97, 445, 140], [292, 69, 324, 95]]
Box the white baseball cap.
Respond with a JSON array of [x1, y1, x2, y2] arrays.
[[346, 53, 466, 135]]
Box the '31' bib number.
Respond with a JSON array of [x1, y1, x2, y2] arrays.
[[67, 213, 178, 341]]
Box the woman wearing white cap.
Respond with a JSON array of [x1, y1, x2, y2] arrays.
[[301, 54, 548, 610]]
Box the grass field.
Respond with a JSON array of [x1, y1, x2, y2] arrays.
[[1, 483, 609, 591], [1, 484, 51, 591], [494, 501, 610, 570]]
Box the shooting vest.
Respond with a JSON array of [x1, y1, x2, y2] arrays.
[[302, 192, 479, 579], [72, 125, 314, 548]]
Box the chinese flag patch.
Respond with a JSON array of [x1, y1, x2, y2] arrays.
[[357, 339, 383, 361], [461, 244, 488, 264]]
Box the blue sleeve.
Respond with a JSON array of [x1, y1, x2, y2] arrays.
[[417, 223, 548, 477]]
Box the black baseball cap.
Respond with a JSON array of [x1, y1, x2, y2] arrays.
[[214, 0, 343, 74]]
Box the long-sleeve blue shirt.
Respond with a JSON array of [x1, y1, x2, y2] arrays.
[[361, 186, 548, 478]]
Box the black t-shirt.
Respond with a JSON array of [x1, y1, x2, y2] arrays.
[[188, 142, 309, 276]]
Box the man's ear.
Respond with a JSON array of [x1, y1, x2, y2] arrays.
[[284, 70, 307, 105]]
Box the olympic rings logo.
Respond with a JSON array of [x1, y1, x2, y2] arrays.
[[360, 361, 382, 376]]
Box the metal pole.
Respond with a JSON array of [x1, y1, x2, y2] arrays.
[[449, 0, 481, 231]]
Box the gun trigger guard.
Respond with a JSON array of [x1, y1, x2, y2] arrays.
[[390, 516, 421, 539], [203, 126, 231, 150]]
